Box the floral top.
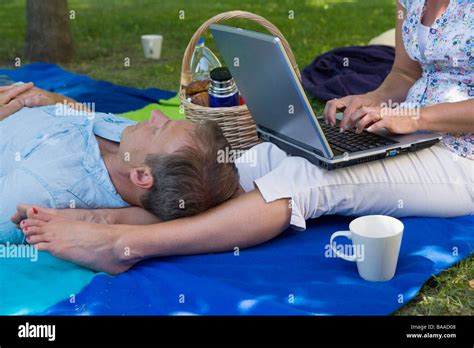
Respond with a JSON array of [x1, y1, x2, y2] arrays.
[[399, 0, 473, 159]]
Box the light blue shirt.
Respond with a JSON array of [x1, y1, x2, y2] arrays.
[[0, 105, 137, 243]]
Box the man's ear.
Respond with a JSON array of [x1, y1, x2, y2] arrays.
[[130, 166, 154, 189]]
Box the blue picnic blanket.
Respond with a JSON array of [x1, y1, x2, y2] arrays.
[[0, 64, 472, 315], [43, 215, 473, 315], [0, 63, 175, 113]]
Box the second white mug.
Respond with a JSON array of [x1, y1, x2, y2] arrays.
[[141, 34, 163, 60]]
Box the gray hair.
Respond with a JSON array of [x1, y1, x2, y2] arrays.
[[140, 121, 240, 221]]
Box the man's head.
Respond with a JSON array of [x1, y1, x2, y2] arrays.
[[119, 110, 240, 220]]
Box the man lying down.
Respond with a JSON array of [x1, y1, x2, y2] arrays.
[[0, 83, 239, 243]]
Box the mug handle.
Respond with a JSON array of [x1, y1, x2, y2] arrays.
[[330, 231, 357, 262]]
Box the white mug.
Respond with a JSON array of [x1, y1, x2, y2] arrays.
[[330, 215, 404, 282], [141, 35, 163, 59]]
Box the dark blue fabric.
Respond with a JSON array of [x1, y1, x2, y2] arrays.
[[0, 63, 175, 113], [43, 215, 473, 315], [302, 45, 395, 101]]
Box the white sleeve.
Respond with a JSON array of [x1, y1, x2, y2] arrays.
[[235, 142, 289, 193], [253, 156, 326, 231], [237, 143, 331, 231]]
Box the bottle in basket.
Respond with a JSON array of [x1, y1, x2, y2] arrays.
[[208, 67, 239, 108], [190, 37, 221, 81]]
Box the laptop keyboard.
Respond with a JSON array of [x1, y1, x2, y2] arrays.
[[320, 123, 397, 154]]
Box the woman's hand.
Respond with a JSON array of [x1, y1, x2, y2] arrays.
[[353, 106, 420, 134], [324, 93, 381, 129]]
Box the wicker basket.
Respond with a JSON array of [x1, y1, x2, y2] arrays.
[[179, 10, 301, 150]]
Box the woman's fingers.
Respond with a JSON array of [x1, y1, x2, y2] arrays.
[[355, 112, 381, 133], [0, 82, 34, 104], [324, 97, 348, 126], [367, 119, 386, 133], [339, 105, 368, 132], [340, 100, 365, 131]]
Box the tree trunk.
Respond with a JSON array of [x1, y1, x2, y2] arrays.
[[25, 0, 74, 63]]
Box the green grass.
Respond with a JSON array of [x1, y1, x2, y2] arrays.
[[0, 0, 396, 91], [395, 257, 474, 316], [0, 0, 472, 315]]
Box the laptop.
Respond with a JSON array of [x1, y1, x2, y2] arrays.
[[210, 24, 441, 170]]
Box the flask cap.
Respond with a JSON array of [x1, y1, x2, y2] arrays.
[[210, 67, 232, 82]]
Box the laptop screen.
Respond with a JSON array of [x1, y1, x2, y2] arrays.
[[210, 24, 333, 158]]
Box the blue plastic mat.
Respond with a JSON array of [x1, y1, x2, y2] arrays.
[[43, 215, 474, 315], [0, 63, 175, 114]]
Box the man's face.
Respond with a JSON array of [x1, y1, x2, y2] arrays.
[[119, 110, 196, 166]]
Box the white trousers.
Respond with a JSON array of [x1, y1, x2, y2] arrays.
[[237, 142, 474, 230]]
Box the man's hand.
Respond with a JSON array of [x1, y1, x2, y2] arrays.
[[0, 82, 34, 120], [15, 86, 68, 107], [0, 82, 68, 120]]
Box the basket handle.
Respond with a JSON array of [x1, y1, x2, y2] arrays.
[[180, 10, 300, 87]]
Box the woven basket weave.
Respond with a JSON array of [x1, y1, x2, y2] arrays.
[[179, 10, 301, 150]]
